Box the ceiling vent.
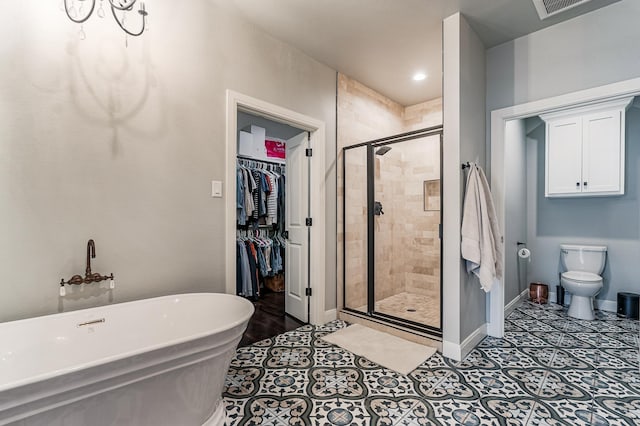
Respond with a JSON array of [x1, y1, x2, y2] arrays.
[[532, 0, 594, 20]]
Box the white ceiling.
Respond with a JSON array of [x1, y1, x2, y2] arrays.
[[223, 0, 621, 106]]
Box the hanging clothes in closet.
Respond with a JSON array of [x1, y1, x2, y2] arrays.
[[236, 156, 286, 299], [236, 229, 286, 298], [236, 158, 285, 230]]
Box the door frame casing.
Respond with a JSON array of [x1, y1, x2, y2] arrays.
[[225, 90, 326, 326], [489, 77, 640, 337]]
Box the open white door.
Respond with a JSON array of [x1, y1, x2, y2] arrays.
[[285, 132, 310, 322]]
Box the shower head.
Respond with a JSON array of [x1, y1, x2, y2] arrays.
[[375, 146, 392, 156]]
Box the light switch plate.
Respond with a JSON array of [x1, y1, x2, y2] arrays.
[[211, 180, 223, 197]]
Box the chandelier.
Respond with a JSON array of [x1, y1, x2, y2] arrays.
[[63, 0, 148, 39]]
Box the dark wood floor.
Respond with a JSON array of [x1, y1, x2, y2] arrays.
[[239, 289, 305, 347]]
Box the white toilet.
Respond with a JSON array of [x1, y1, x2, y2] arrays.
[[560, 244, 607, 320]]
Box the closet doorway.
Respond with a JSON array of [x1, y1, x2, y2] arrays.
[[236, 111, 307, 324], [225, 91, 327, 327]]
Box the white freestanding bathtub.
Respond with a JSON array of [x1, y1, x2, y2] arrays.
[[0, 293, 254, 426]]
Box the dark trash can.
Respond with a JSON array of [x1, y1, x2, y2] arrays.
[[556, 285, 565, 305], [617, 292, 640, 320]]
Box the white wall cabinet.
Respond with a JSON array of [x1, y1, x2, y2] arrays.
[[541, 97, 633, 197]]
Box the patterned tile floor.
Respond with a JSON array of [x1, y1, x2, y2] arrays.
[[223, 301, 640, 425]]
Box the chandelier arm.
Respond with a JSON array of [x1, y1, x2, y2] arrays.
[[110, 5, 146, 37], [107, 0, 138, 12], [64, 0, 97, 24]]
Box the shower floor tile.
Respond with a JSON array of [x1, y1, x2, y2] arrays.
[[375, 291, 440, 328], [224, 301, 639, 425]]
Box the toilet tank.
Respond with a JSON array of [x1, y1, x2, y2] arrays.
[[560, 244, 607, 274]]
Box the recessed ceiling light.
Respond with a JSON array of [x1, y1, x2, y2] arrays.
[[413, 72, 427, 81]]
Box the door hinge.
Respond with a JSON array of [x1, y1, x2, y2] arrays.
[[305, 148, 313, 157], [439, 223, 442, 239], [305, 287, 312, 296], [305, 218, 313, 226]]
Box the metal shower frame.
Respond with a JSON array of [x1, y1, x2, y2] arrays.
[[342, 125, 444, 337]]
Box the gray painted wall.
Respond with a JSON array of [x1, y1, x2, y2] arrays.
[[443, 13, 487, 352], [458, 15, 488, 341], [486, 0, 640, 169], [486, 0, 640, 311], [0, 1, 337, 321], [524, 108, 640, 302], [503, 120, 528, 306]]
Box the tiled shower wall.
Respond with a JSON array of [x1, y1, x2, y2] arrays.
[[337, 73, 442, 313], [395, 138, 441, 299], [373, 151, 405, 302], [374, 136, 441, 303]]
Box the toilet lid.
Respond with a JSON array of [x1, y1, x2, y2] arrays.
[[562, 271, 601, 282]]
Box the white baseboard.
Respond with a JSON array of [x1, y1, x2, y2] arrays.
[[443, 323, 487, 362], [461, 323, 487, 360], [505, 289, 529, 316], [595, 298, 617, 313], [323, 309, 337, 324]]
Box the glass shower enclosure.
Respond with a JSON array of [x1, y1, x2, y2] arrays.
[[342, 126, 443, 335]]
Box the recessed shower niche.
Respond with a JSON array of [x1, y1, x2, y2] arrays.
[[342, 127, 443, 335]]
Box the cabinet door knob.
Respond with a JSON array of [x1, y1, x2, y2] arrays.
[[584, 181, 588, 186], [576, 182, 580, 186]]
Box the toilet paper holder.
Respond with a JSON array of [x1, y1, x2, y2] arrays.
[[518, 247, 531, 261]]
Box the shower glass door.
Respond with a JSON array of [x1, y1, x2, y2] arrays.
[[372, 134, 441, 330], [343, 127, 443, 335], [343, 145, 369, 315]]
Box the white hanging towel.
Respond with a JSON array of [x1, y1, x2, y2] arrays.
[[461, 163, 503, 292]]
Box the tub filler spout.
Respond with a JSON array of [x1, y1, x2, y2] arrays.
[[60, 239, 115, 292], [86, 238, 96, 277]]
